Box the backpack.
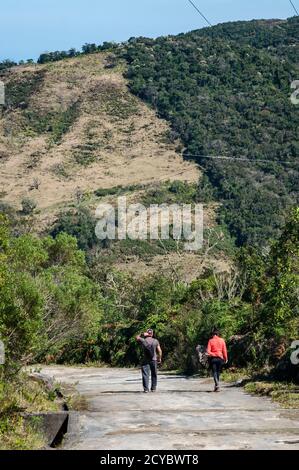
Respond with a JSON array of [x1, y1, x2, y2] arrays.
[[196, 344, 209, 369]]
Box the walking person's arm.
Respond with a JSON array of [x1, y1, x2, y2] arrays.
[[157, 344, 162, 364], [222, 340, 228, 363]]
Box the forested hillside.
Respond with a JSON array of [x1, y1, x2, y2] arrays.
[[122, 17, 299, 245]]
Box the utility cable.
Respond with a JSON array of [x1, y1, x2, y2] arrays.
[[289, 0, 299, 16], [183, 154, 298, 166], [186, 0, 212, 27]]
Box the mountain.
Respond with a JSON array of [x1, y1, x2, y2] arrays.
[[0, 55, 198, 219], [0, 53, 232, 281], [122, 17, 299, 246], [0, 17, 298, 275]]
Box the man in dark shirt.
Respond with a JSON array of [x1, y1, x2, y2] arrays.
[[136, 329, 162, 393]]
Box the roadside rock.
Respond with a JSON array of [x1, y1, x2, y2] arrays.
[[28, 372, 55, 391]]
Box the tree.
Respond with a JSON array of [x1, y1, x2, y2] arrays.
[[50, 207, 98, 252], [262, 207, 299, 336], [82, 43, 98, 54]]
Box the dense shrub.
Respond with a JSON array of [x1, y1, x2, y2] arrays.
[[21, 198, 36, 215], [0, 216, 102, 375], [51, 206, 98, 252]]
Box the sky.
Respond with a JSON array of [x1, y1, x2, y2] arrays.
[[0, 0, 297, 62]]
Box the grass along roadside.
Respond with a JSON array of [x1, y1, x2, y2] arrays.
[[222, 369, 299, 409], [0, 371, 63, 450], [0, 368, 87, 449], [244, 382, 299, 409]]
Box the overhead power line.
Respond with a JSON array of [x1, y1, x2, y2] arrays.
[[289, 0, 299, 15], [183, 154, 298, 166], [186, 0, 212, 27]]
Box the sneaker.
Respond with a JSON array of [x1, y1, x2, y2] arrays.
[[214, 385, 220, 392], [143, 389, 149, 393], [151, 389, 156, 392]]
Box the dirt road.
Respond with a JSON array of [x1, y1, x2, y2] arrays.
[[41, 367, 299, 450]]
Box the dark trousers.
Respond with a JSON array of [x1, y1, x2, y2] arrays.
[[142, 360, 157, 391], [210, 357, 224, 387]]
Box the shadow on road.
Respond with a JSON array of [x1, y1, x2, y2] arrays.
[[99, 390, 215, 394]]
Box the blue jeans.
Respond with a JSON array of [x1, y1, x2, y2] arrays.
[[211, 357, 224, 387], [142, 361, 157, 391]]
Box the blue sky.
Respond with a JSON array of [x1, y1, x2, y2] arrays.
[[0, 0, 296, 61]]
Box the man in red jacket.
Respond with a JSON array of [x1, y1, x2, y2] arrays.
[[206, 329, 228, 392]]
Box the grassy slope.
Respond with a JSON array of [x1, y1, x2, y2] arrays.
[[0, 52, 233, 279], [0, 54, 199, 222]]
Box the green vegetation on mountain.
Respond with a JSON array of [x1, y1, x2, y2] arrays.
[[0, 60, 17, 71], [5, 70, 45, 109], [121, 17, 299, 246], [1, 207, 298, 377], [37, 42, 118, 64]]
